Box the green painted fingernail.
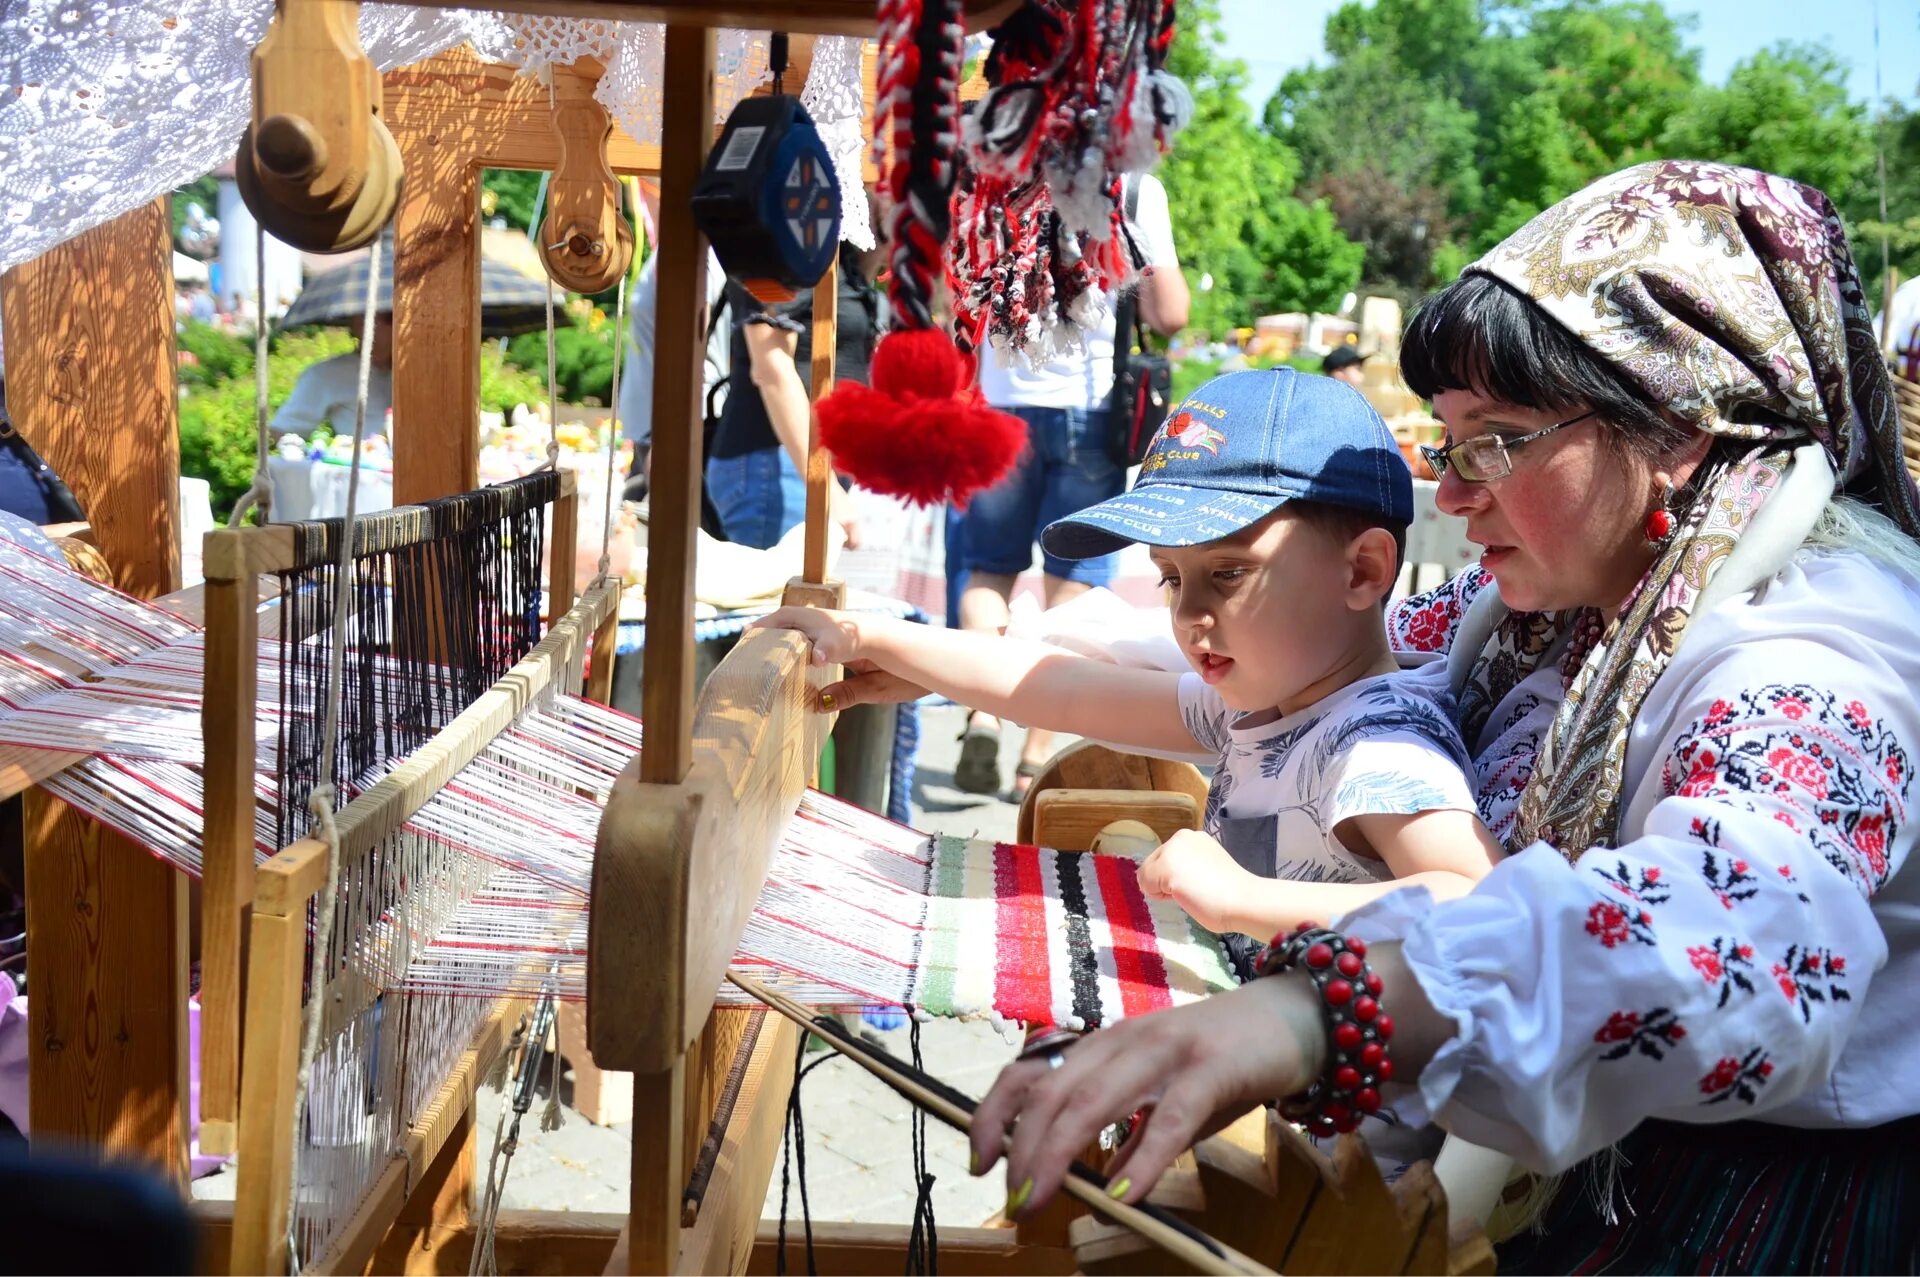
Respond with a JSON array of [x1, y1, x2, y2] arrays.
[[1108, 1177, 1130, 1200], [1006, 1179, 1033, 1215], [968, 1148, 980, 1176]]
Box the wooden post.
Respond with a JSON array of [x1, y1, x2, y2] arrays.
[[550, 470, 582, 620], [197, 575, 259, 1159], [390, 122, 482, 506], [627, 1060, 688, 1275], [639, 24, 716, 787], [0, 198, 179, 598], [21, 791, 189, 1182], [802, 255, 838, 585]]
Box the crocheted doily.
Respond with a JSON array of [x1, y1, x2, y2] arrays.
[[0, 2, 873, 275]]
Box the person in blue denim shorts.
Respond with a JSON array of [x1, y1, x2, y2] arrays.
[[955, 172, 1189, 796]]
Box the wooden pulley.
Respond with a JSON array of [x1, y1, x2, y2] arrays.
[[234, 0, 402, 254], [539, 61, 634, 294]]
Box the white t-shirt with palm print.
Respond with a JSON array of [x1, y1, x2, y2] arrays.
[[1176, 667, 1481, 891]]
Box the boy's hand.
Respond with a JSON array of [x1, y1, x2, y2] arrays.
[[752, 606, 866, 666], [1136, 830, 1255, 935], [818, 658, 928, 711]]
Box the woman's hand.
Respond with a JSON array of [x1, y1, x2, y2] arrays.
[[1137, 829, 1259, 935], [969, 975, 1327, 1216], [751, 606, 866, 666]]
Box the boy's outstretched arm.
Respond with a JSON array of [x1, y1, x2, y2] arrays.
[[1139, 810, 1502, 938], [752, 606, 1204, 757]]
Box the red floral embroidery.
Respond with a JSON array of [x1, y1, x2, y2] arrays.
[[1687, 936, 1757, 1007], [1587, 901, 1633, 947], [1594, 1006, 1686, 1061], [1663, 683, 1911, 896], [1772, 944, 1852, 1023], [1688, 946, 1723, 982], [1700, 1047, 1774, 1106], [1766, 746, 1831, 799], [1386, 566, 1489, 655], [1700, 1057, 1741, 1093]]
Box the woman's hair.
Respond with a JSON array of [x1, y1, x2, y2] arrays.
[[1401, 272, 1695, 460], [1804, 495, 1920, 582]]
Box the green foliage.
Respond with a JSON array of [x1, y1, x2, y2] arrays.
[[480, 345, 549, 413], [505, 321, 619, 405], [1844, 98, 1920, 303], [482, 170, 545, 231], [178, 329, 356, 519], [1260, 0, 1892, 299], [175, 321, 253, 390], [1159, 0, 1364, 332], [1657, 43, 1874, 201]]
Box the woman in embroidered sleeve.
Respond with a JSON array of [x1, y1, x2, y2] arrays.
[[968, 160, 1920, 1273]]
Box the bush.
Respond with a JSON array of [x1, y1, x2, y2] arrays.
[[176, 320, 254, 390], [179, 329, 355, 520], [505, 319, 618, 405], [480, 344, 549, 414]]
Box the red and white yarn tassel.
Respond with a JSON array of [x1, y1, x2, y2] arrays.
[[816, 0, 1027, 508]]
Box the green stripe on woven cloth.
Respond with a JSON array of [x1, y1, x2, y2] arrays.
[[1180, 912, 1238, 995], [909, 834, 972, 1017]]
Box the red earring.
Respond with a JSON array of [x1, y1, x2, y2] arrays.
[[1645, 483, 1677, 545]]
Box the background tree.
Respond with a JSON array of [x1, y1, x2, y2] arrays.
[[1160, 0, 1364, 330]]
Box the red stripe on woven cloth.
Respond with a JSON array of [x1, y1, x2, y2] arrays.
[[994, 842, 1055, 1026], [1094, 851, 1173, 1019]]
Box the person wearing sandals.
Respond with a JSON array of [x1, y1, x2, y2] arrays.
[[760, 369, 1505, 996], [953, 172, 1189, 799]]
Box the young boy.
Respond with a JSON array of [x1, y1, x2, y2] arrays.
[[757, 367, 1501, 956]]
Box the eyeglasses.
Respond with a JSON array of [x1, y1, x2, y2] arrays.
[[1419, 409, 1600, 483]]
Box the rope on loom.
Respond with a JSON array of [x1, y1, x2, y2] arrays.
[[597, 255, 627, 581], [229, 220, 275, 527], [540, 76, 563, 476], [471, 990, 559, 1277], [906, 1018, 939, 1276], [774, 1038, 835, 1276], [287, 234, 384, 1275]]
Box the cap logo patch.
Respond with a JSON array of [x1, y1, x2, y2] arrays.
[[1159, 410, 1221, 455]]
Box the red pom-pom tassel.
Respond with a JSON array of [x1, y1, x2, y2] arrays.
[[816, 328, 1027, 508]]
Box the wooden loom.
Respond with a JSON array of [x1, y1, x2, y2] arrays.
[[7, 4, 1494, 1274]]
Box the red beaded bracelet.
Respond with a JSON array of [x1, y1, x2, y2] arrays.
[[1256, 923, 1394, 1137]]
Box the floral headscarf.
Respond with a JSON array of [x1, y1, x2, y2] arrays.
[[1456, 161, 1920, 857]]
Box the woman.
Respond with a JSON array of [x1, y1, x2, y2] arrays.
[[953, 162, 1920, 1272]]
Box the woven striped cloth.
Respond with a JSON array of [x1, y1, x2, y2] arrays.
[[908, 836, 1237, 1031]]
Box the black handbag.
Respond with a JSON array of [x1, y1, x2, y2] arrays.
[[1107, 177, 1174, 467]]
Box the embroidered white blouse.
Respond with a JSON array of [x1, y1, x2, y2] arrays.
[[1350, 549, 1920, 1173]]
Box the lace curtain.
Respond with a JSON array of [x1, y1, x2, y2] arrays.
[[0, 1, 872, 276]]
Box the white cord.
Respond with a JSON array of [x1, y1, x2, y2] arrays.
[[285, 235, 383, 1274], [597, 263, 626, 582]]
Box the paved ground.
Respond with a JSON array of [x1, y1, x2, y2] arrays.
[[194, 703, 1051, 1234]]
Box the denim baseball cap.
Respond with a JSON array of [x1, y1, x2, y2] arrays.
[[1041, 367, 1413, 560]]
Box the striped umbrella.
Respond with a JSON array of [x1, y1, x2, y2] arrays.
[[279, 240, 561, 337]]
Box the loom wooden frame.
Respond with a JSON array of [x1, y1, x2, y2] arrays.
[[228, 576, 619, 1273], [195, 468, 588, 1156]]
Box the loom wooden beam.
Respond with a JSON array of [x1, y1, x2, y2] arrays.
[[20, 790, 190, 1182], [587, 629, 831, 1073], [197, 572, 261, 1157], [1030, 789, 1201, 854], [637, 23, 716, 787], [802, 253, 838, 586], [380, 0, 1022, 36], [1016, 742, 1212, 846], [549, 469, 581, 619], [749, 1225, 1078, 1275], [0, 198, 180, 599]]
